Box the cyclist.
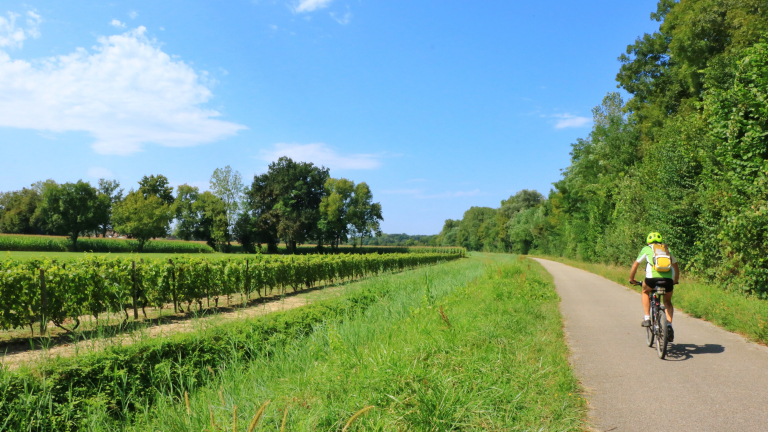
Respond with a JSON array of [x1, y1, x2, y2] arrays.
[[629, 232, 679, 342]]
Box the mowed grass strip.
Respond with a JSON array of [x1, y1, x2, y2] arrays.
[[533, 255, 768, 345], [122, 254, 584, 431]]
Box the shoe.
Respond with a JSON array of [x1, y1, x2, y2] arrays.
[[668, 325, 675, 342], [641, 320, 651, 327]]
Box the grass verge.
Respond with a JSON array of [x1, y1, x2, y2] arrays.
[[532, 255, 768, 345], [107, 254, 584, 431]]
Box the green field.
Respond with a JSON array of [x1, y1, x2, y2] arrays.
[[0, 253, 584, 431]]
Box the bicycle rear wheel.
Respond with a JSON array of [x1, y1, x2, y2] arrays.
[[656, 312, 669, 359], [646, 324, 654, 347]]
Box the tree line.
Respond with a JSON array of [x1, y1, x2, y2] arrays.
[[439, 0, 768, 296], [0, 157, 383, 253]]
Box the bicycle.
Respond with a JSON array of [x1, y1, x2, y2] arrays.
[[631, 279, 674, 359]]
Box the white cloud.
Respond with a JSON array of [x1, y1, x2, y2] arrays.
[[26, 12, 41, 39], [128, 11, 138, 19], [330, 10, 352, 25], [0, 11, 40, 49], [429, 189, 481, 198], [553, 113, 591, 129], [259, 143, 381, 170], [87, 166, 113, 178], [110, 19, 126, 28], [294, 0, 333, 13], [0, 26, 246, 155]]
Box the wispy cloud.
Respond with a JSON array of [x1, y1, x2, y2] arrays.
[[423, 189, 483, 198], [0, 10, 41, 49], [294, 0, 333, 13], [382, 189, 424, 195], [110, 19, 126, 28], [128, 11, 138, 19], [552, 113, 591, 129], [330, 9, 352, 24], [0, 25, 246, 155], [87, 167, 114, 178], [259, 143, 382, 170]]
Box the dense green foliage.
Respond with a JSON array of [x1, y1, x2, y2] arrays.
[[359, 232, 439, 246], [0, 252, 461, 334], [442, 0, 768, 297], [0, 253, 462, 431]]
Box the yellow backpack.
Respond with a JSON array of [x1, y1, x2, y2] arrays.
[[651, 243, 672, 272]]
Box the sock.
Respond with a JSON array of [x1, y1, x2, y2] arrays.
[[668, 322, 673, 328], [644, 315, 650, 321]]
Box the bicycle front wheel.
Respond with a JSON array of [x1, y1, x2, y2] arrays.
[[657, 312, 669, 359]]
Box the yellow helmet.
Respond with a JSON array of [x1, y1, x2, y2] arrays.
[[646, 232, 663, 244]]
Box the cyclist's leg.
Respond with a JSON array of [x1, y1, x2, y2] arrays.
[[642, 279, 652, 316], [663, 291, 674, 323]]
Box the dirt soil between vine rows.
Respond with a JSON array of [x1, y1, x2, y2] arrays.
[[1, 282, 348, 369]]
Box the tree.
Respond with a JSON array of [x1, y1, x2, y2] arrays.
[[195, 191, 230, 250], [210, 166, 245, 235], [138, 175, 175, 205], [318, 177, 355, 249], [245, 157, 329, 253], [96, 179, 123, 237], [33, 181, 103, 251], [456, 207, 496, 251], [347, 182, 383, 247], [437, 219, 461, 246], [173, 184, 201, 241], [0, 188, 41, 234], [112, 191, 172, 252], [616, 0, 768, 139]]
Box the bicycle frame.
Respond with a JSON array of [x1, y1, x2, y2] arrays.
[[632, 279, 670, 359]]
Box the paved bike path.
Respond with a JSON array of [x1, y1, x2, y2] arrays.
[[533, 258, 768, 432]]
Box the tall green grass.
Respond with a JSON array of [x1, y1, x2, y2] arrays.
[[89, 254, 584, 431], [0, 235, 214, 253], [533, 255, 768, 344]]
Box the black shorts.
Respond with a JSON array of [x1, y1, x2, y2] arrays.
[[644, 278, 674, 292]]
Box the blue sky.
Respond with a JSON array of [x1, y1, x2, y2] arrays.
[[0, 0, 661, 234]]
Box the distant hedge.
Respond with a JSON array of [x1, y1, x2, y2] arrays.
[[0, 235, 214, 253]]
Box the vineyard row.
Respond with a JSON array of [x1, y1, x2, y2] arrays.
[[0, 251, 464, 333]]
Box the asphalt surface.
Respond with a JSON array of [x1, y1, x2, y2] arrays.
[[532, 258, 768, 432]]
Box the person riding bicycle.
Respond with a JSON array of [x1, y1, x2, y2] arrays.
[[629, 232, 679, 342]]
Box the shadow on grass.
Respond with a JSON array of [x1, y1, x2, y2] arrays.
[[664, 343, 725, 361]]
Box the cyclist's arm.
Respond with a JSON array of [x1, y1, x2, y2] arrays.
[[672, 262, 680, 284], [629, 261, 640, 284]]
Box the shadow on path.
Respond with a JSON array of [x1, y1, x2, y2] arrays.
[[664, 343, 725, 361]]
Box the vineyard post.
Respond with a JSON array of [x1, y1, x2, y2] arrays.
[[245, 259, 249, 303], [39, 269, 47, 334], [131, 261, 138, 320], [169, 259, 177, 313]]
